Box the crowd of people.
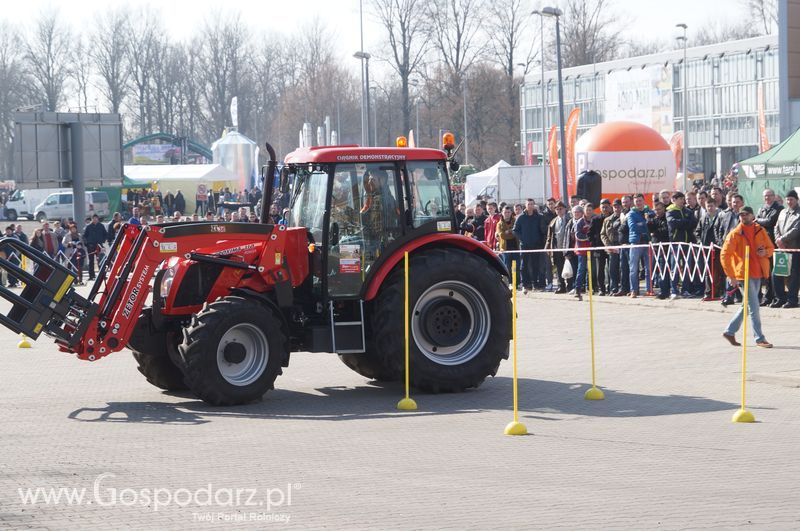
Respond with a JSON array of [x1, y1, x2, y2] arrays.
[[0, 201, 292, 287], [455, 185, 800, 312], [123, 186, 264, 218]]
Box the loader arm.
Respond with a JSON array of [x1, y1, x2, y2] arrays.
[[0, 222, 307, 362]]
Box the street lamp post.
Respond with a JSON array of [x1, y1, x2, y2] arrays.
[[676, 23, 688, 192], [463, 78, 469, 165], [542, 6, 567, 201], [370, 87, 378, 146], [531, 10, 548, 168], [353, 51, 372, 146]]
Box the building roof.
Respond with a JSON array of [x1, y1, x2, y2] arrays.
[[283, 146, 447, 164], [523, 35, 778, 84]]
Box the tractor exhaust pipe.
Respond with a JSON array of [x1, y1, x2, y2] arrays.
[[261, 142, 277, 224]]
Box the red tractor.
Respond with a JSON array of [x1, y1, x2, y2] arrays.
[[0, 139, 511, 406]]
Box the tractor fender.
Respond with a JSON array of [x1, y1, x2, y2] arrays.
[[362, 233, 508, 301], [229, 288, 292, 367]]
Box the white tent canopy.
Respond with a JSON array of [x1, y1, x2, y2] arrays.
[[464, 160, 510, 206], [124, 164, 238, 185]]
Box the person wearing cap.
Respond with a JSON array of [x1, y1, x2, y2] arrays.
[[772, 189, 800, 308], [720, 206, 774, 348]]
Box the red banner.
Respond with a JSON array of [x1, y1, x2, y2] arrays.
[[525, 140, 533, 165], [757, 81, 770, 153], [669, 131, 683, 173], [547, 125, 560, 199], [565, 108, 581, 198]]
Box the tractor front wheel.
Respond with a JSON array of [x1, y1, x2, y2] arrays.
[[368, 248, 511, 393], [179, 296, 288, 406], [129, 309, 188, 392]]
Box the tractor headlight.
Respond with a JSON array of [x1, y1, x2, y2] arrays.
[[159, 266, 176, 299]]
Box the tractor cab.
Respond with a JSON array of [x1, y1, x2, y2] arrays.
[[276, 142, 459, 352], [284, 147, 455, 293]]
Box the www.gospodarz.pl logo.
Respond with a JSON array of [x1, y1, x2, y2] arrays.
[[18, 473, 299, 514]]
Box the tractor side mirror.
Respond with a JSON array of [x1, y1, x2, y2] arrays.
[[329, 222, 340, 247]]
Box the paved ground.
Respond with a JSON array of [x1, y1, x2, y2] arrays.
[[0, 287, 799, 530]]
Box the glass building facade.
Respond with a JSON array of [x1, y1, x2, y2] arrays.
[[520, 35, 780, 177]]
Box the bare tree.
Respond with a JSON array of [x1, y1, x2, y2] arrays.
[[23, 9, 73, 111], [71, 36, 92, 111], [485, 0, 533, 163], [371, 0, 429, 135], [558, 0, 623, 68], [427, 0, 485, 87], [742, 0, 778, 35], [127, 7, 161, 135], [0, 22, 35, 177], [693, 21, 760, 46], [199, 12, 252, 139], [91, 8, 131, 113]]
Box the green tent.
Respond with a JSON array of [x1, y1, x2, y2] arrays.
[[737, 128, 800, 207]]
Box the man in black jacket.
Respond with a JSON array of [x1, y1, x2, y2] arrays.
[[695, 198, 723, 300], [83, 214, 108, 281], [666, 191, 699, 297], [756, 188, 783, 306]]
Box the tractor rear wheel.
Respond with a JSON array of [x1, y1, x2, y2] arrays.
[[366, 248, 511, 393], [179, 296, 288, 406], [337, 352, 400, 382], [129, 309, 188, 392]]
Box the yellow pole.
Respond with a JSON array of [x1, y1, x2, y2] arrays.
[[584, 250, 604, 400], [397, 251, 417, 411], [504, 260, 527, 435], [733, 245, 755, 422]]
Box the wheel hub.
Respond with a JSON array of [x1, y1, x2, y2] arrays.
[[223, 342, 247, 364], [422, 299, 471, 347]]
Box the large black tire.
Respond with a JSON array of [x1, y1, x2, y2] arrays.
[[362, 248, 512, 393], [338, 352, 400, 382], [129, 309, 188, 391], [179, 296, 288, 406], [6, 210, 17, 221]]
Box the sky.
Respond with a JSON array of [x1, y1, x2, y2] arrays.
[[2, 0, 753, 74]]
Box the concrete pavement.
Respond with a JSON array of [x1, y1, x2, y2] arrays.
[[0, 288, 799, 529]]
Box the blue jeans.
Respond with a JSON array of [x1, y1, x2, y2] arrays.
[[629, 246, 651, 294], [575, 254, 588, 293], [521, 251, 541, 289], [725, 278, 766, 342], [619, 247, 630, 293]]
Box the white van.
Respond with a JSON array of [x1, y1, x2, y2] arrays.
[[4, 188, 68, 221], [33, 191, 111, 222]]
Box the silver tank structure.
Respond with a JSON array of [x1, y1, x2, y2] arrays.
[[211, 129, 259, 192]]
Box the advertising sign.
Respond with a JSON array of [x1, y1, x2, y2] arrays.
[[605, 65, 673, 136], [132, 144, 176, 164], [575, 150, 674, 194]]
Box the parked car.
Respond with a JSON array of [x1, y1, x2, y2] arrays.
[[34, 191, 110, 222], [4, 188, 68, 221]]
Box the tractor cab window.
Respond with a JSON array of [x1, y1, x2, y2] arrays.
[[406, 161, 452, 228], [327, 163, 401, 297], [289, 169, 327, 243]]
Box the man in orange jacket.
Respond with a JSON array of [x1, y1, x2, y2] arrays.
[[721, 206, 775, 348]]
